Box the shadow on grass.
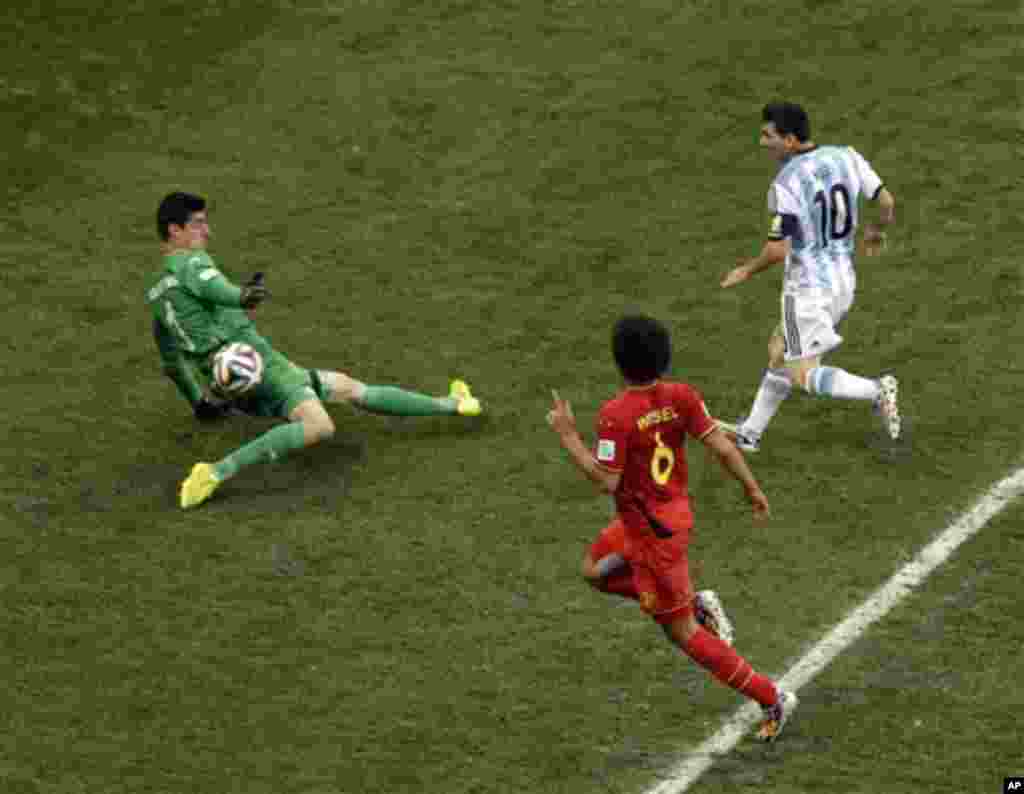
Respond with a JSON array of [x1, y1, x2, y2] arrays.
[[43, 408, 493, 521], [866, 414, 915, 464], [193, 435, 368, 513], [58, 435, 367, 517], [375, 412, 492, 441]]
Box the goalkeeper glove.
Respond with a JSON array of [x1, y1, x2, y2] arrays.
[[194, 396, 232, 422], [240, 272, 268, 309]]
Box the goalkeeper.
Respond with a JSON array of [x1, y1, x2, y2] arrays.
[[147, 192, 482, 509]]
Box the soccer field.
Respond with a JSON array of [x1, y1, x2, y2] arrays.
[[2, 1, 1023, 793]]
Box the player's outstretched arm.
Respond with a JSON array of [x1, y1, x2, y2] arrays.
[[702, 427, 770, 519], [863, 188, 896, 257], [877, 187, 896, 222], [546, 390, 621, 494], [721, 240, 789, 288], [189, 267, 268, 309]]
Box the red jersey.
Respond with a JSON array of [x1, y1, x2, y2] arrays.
[[593, 380, 716, 536]]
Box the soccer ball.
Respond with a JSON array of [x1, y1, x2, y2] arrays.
[[212, 342, 264, 395]]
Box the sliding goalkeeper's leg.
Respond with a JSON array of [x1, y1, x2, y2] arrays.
[[179, 369, 482, 509], [179, 378, 333, 509], [318, 371, 481, 417], [179, 419, 315, 509]]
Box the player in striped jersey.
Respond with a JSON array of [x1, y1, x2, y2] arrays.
[[720, 102, 901, 451]]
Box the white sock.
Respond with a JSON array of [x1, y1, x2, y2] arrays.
[[741, 368, 792, 438], [319, 371, 367, 404], [807, 367, 880, 401]]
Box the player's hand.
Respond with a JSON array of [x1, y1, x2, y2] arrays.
[[546, 389, 577, 436], [862, 224, 888, 257], [240, 272, 268, 309], [193, 396, 232, 422], [747, 487, 770, 520], [721, 260, 752, 289]]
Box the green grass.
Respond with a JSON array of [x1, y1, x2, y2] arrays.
[[693, 500, 1024, 794], [1, 1, 1023, 792]]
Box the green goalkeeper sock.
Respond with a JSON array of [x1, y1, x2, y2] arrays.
[[355, 385, 455, 416], [213, 422, 306, 480]]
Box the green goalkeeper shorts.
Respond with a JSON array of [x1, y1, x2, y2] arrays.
[[241, 348, 320, 417], [199, 331, 329, 418]]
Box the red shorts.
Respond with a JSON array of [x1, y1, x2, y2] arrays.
[[589, 512, 693, 625]]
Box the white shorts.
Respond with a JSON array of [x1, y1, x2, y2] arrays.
[[779, 290, 854, 362]]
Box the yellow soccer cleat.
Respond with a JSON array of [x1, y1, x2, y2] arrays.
[[448, 379, 482, 417], [179, 462, 222, 509]]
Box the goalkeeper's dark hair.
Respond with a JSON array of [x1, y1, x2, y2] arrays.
[[157, 192, 206, 241], [612, 314, 672, 384], [762, 102, 811, 142]]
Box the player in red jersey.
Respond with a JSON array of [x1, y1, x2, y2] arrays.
[[546, 314, 797, 742]]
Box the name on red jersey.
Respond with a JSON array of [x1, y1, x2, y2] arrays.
[[636, 406, 679, 431]]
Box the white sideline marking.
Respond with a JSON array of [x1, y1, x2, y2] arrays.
[[644, 466, 1024, 794]]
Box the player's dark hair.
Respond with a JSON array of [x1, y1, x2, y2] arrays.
[[762, 102, 811, 142], [612, 315, 671, 384], [157, 192, 206, 241]]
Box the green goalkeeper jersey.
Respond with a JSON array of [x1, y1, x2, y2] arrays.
[[146, 249, 248, 357], [148, 249, 261, 408]]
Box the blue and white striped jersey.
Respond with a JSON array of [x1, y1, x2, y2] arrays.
[[767, 145, 883, 295]]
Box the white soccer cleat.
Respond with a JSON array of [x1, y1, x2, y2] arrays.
[[757, 689, 798, 743], [715, 419, 760, 453], [874, 375, 901, 440], [694, 589, 735, 646]]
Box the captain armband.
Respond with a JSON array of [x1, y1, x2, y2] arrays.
[[768, 213, 799, 241]]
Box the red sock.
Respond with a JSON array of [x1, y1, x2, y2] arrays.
[[682, 627, 778, 707], [600, 572, 638, 601]]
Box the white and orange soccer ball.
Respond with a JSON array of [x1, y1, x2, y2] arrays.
[[212, 342, 263, 395]]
